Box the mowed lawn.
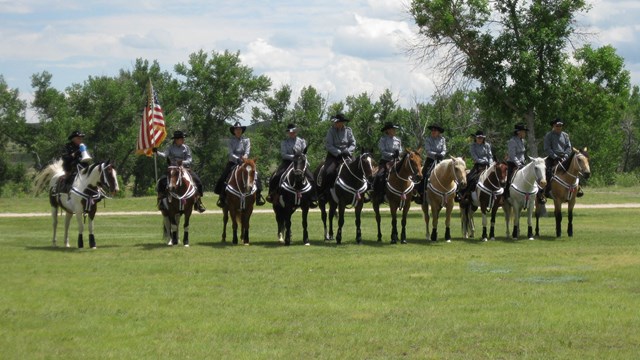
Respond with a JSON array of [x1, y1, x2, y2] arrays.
[[0, 192, 639, 359]]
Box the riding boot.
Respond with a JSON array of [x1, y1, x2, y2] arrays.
[[576, 186, 584, 198], [537, 191, 546, 204], [256, 191, 266, 206], [217, 192, 226, 208], [195, 196, 206, 213], [157, 193, 165, 211]]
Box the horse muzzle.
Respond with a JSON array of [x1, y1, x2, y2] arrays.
[[582, 172, 591, 180]]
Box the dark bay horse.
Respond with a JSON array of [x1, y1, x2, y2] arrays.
[[372, 148, 423, 244], [34, 160, 119, 248], [314, 150, 376, 244], [272, 147, 314, 246], [161, 164, 196, 247], [222, 158, 257, 245], [535, 148, 591, 237], [422, 157, 467, 242], [460, 161, 508, 241]]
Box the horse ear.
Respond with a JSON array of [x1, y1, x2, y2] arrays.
[[583, 147, 588, 152]]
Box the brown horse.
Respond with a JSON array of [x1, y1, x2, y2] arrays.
[[459, 161, 508, 241], [422, 157, 467, 242], [222, 158, 257, 245], [372, 148, 423, 244], [314, 150, 376, 244], [161, 164, 196, 246], [535, 148, 591, 237]]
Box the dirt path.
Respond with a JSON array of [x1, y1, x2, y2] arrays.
[[2, 203, 640, 218]]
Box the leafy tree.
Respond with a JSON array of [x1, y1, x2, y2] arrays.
[[0, 75, 29, 192], [174, 50, 271, 187], [290, 86, 328, 167]]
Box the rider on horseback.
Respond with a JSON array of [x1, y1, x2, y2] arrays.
[[266, 123, 318, 207], [459, 130, 494, 200], [154, 130, 206, 213], [373, 122, 403, 203], [317, 113, 357, 198], [504, 123, 528, 199], [214, 122, 265, 208], [414, 123, 446, 204], [543, 118, 583, 198], [61, 130, 92, 194]]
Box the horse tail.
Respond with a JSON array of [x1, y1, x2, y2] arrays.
[[33, 159, 64, 195]]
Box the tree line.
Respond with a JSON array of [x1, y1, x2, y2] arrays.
[[1, 1, 640, 196]]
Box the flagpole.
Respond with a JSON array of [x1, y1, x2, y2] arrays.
[[154, 152, 158, 184]]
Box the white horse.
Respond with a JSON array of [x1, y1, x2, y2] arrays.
[[34, 160, 119, 248], [503, 157, 546, 240]]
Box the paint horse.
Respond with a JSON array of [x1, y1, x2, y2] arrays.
[[160, 163, 196, 246], [371, 148, 423, 244], [535, 148, 591, 238], [221, 158, 258, 245], [34, 159, 119, 248], [421, 157, 467, 242], [459, 161, 508, 241]]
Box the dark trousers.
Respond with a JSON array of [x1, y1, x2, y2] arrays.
[[373, 159, 391, 195], [215, 161, 262, 198], [157, 170, 203, 196], [320, 153, 351, 191], [417, 158, 436, 194], [464, 163, 488, 193]]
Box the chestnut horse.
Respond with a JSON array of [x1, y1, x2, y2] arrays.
[[535, 148, 591, 237], [34, 160, 119, 248], [372, 148, 423, 244], [460, 161, 508, 241], [422, 157, 467, 242], [222, 158, 257, 245], [161, 164, 196, 247]]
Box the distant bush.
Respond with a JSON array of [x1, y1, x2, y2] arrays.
[[613, 172, 640, 187]]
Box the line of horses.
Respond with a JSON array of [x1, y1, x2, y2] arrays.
[[33, 147, 591, 248]]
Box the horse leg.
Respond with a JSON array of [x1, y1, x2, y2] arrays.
[[567, 201, 575, 237], [444, 203, 453, 242], [400, 206, 409, 244], [220, 209, 228, 242], [390, 206, 398, 244], [355, 203, 363, 244], [512, 205, 520, 240], [422, 201, 431, 241], [460, 204, 467, 239], [88, 216, 96, 249], [526, 202, 534, 240], [231, 211, 239, 245], [481, 210, 488, 242], [163, 216, 172, 245], [171, 214, 180, 245], [329, 202, 337, 241], [302, 206, 310, 245], [504, 202, 512, 239], [63, 211, 73, 248], [336, 204, 345, 245], [373, 200, 382, 242], [50, 205, 59, 247], [241, 211, 250, 245], [554, 200, 562, 238], [489, 204, 498, 240], [430, 206, 440, 242], [284, 211, 292, 246], [75, 211, 84, 248], [183, 213, 191, 247]]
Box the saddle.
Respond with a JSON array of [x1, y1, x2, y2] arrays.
[[56, 174, 73, 194]]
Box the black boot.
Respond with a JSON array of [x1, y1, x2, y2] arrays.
[[256, 191, 266, 206], [217, 193, 226, 208], [576, 187, 584, 198], [195, 197, 206, 213]]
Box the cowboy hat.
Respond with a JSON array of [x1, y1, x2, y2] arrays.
[[380, 122, 400, 132], [473, 130, 486, 138], [331, 113, 350, 123], [549, 118, 564, 126], [229, 121, 247, 135], [427, 124, 445, 133], [513, 123, 529, 134], [171, 130, 187, 139], [285, 123, 298, 133], [67, 130, 85, 140]]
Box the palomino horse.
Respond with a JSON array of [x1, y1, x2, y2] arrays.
[[314, 150, 376, 244], [535, 148, 591, 238], [272, 147, 314, 246], [160, 164, 196, 247], [222, 158, 257, 245], [422, 157, 467, 242], [372, 148, 423, 244], [503, 157, 547, 240], [460, 161, 508, 241], [33, 159, 119, 248]]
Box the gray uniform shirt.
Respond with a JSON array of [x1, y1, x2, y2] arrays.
[[228, 136, 251, 163], [507, 136, 526, 166], [325, 126, 356, 157], [157, 143, 193, 167], [470, 142, 494, 165], [281, 137, 307, 161], [378, 135, 403, 161], [543, 131, 571, 159], [424, 136, 447, 160]]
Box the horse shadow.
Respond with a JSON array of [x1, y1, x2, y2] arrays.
[[25, 244, 121, 251]]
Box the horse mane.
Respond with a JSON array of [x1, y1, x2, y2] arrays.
[[396, 152, 408, 172], [559, 152, 575, 169]]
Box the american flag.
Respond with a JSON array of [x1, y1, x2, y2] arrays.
[[136, 80, 167, 156]]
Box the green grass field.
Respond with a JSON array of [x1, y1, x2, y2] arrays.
[[1, 190, 639, 359]]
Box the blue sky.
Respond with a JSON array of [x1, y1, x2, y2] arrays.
[[1, 0, 639, 123]]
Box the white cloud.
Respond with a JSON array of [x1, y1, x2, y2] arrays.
[[332, 14, 413, 59], [241, 38, 294, 71]]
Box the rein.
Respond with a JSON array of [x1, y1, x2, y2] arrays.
[[334, 154, 371, 208], [279, 164, 312, 207], [386, 154, 420, 209], [551, 154, 584, 201], [476, 164, 504, 209], [428, 160, 459, 207], [226, 163, 257, 210]]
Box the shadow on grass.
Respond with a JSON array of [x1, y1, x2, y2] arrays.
[[25, 244, 121, 251]]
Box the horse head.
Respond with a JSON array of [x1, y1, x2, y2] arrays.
[[358, 148, 376, 179], [403, 147, 423, 183], [573, 147, 591, 179], [495, 161, 508, 186], [237, 158, 257, 194], [528, 156, 547, 189], [97, 161, 120, 195], [450, 156, 468, 189], [290, 147, 309, 189], [168, 164, 189, 193]]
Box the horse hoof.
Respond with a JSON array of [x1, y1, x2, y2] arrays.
[[446, 239, 452, 243], [244, 243, 250, 246], [305, 243, 311, 246], [482, 238, 488, 242], [528, 237, 534, 240], [184, 244, 190, 247], [401, 240, 407, 244], [167, 242, 173, 246]]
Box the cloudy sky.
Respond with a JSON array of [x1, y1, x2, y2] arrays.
[[1, 0, 639, 123]]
